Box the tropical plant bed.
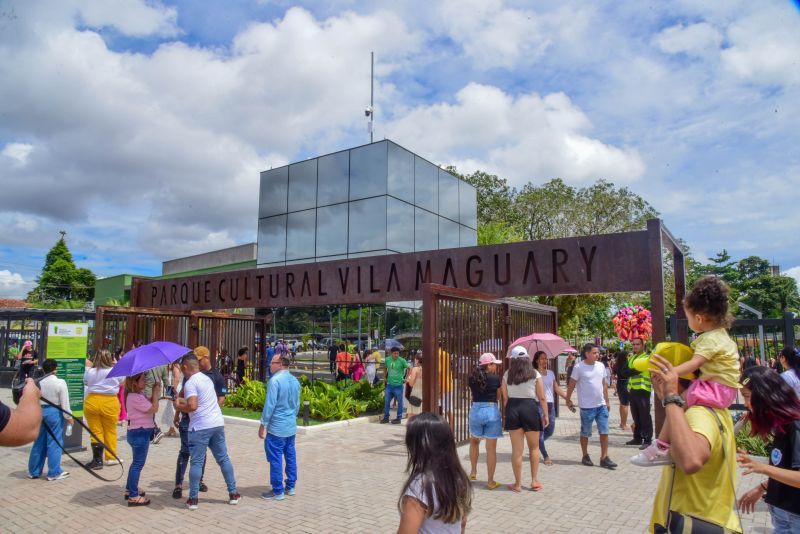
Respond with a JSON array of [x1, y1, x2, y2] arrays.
[[224, 376, 386, 423], [735, 421, 770, 457]]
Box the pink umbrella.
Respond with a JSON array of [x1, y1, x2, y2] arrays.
[[508, 333, 577, 359]]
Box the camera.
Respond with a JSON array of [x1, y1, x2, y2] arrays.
[[11, 372, 52, 405], [364, 106, 373, 117]]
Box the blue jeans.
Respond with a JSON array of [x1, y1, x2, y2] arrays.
[[266, 433, 297, 495], [188, 426, 237, 499], [28, 406, 64, 478], [770, 505, 800, 534], [126, 428, 152, 498], [175, 417, 206, 487], [579, 405, 609, 437], [383, 384, 404, 421], [538, 402, 556, 459]]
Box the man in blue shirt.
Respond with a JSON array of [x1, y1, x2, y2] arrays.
[[259, 354, 300, 501]]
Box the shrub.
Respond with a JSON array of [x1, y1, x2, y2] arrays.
[[224, 379, 266, 412], [735, 421, 770, 457]]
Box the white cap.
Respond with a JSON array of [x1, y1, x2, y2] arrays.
[[509, 346, 529, 359]]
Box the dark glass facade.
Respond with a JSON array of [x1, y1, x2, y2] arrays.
[[257, 140, 478, 267]]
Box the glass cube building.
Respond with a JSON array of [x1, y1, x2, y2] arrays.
[[257, 140, 478, 267]]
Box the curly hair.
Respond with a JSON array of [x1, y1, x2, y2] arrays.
[[683, 275, 733, 327]]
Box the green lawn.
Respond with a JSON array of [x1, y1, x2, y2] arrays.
[[221, 406, 323, 426]]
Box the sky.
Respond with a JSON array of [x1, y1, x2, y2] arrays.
[[1, 0, 799, 298]]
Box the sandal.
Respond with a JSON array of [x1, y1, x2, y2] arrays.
[[506, 484, 521, 493], [543, 457, 553, 466], [487, 481, 501, 490], [127, 497, 150, 507], [531, 482, 543, 492], [468, 474, 477, 481], [124, 491, 146, 501]]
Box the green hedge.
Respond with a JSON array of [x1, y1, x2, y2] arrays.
[[225, 376, 385, 422]]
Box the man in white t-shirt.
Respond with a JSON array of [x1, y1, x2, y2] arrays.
[[566, 343, 617, 470], [174, 354, 240, 510]]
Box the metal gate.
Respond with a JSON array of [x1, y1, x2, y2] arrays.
[[422, 284, 558, 444], [94, 307, 269, 384]]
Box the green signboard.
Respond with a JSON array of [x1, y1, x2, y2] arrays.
[[48, 322, 88, 417]]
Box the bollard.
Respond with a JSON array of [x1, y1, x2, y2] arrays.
[[303, 400, 310, 426]]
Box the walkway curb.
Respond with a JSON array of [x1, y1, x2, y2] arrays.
[[222, 413, 383, 435]]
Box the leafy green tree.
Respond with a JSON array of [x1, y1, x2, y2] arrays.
[[448, 167, 518, 228], [27, 232, 96, 305]]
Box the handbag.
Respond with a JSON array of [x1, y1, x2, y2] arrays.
[[408, 395, 422, 407], [654, 407, 742, 534]]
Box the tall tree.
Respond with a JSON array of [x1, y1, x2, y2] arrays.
[[27, 232, 96, 305]]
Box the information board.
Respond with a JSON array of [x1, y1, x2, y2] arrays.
[[47, 322, 88, 417]]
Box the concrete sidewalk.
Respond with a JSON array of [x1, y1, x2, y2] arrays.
[[0, 389, 772, 533]]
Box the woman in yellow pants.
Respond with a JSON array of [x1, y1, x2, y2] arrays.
[[83, 350, 124, 468]]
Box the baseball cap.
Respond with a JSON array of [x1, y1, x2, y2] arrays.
[[509, 346, 529, 359], [478, 353, 502, 366], [23, 340, 32, 348]]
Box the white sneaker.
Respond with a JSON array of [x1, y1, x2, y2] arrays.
[[47, 472, 70, 481], [630, 443, 672, 467]]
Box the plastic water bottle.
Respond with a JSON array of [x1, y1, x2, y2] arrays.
[[65, 423, 73, 437]]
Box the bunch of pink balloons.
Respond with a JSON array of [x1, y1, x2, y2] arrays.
[[612, 305, 652, 340]]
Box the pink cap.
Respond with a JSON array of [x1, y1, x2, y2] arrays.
[[478, 353, 502, 366], [23, 340, 32, 348]]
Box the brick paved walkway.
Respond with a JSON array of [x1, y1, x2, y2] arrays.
[[0, 389, 772, 533]]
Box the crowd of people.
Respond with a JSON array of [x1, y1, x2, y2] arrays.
[[3, 275, 800, 531]]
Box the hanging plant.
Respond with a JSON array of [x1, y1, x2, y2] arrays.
[[612, 304, 653, 341]]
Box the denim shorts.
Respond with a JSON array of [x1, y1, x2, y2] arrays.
[[469, 402, 503, 439], [579, 405, 609, 437]]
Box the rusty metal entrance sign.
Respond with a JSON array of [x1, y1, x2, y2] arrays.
[[134, 230, 651, 311]]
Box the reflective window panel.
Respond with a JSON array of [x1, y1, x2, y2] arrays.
[[316, 203, 348, 257], [459, 180, 478, 229], [439, 217, 460, 249], [288, 159, 317, 212], [259, 167, 289, 218], [286, 209, 316, 261], [438, 169, 460, 222], [387, 142, 414, 204], [348, 250, 389, 258], [414, 157, 438, 213], [257, 215, 287, 264], [387, 197, 414, 253], [317, 150, 349, 206], [460, 225, 478, 247], [415, 208, 438, 251], [350, 142, 388, 200], [349, 196, 387, 253]]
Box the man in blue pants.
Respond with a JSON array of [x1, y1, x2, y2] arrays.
[[381, 347, 409, 424], [260, 353, 300, 501]]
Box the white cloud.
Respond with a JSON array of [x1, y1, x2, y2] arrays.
[[721, 7, 800, 86], [386, 83, 645, 186], [654, 22, 722, 57], [1, 142, 33, 166], [77, 0, 179, 37], [0, 270, 29, 299], [784, 267, 800, 289]]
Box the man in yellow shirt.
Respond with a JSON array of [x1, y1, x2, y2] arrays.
[[647, 355, 741, 533]]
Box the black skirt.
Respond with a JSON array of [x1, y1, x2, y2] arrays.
[[504, 397, 542, 432]]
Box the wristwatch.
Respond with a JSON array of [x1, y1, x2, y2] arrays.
[[662, 394, 685, 408]]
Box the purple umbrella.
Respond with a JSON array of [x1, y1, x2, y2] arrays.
[[107, 341, 192, 378]]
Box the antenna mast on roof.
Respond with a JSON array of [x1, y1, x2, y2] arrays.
[[365, 51, 374, 143]]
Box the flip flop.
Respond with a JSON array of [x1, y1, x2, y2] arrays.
[[469, 474, 477, 481], [531, 482, 543, 492], [127, 497, 150, 507], [124, 491, 146, 501], [543, 458, 553, 466], [487, 481, 501, 490], [506, 484, 521, 493]]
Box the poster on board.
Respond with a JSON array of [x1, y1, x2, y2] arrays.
[[47, 322, 88, 418]]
